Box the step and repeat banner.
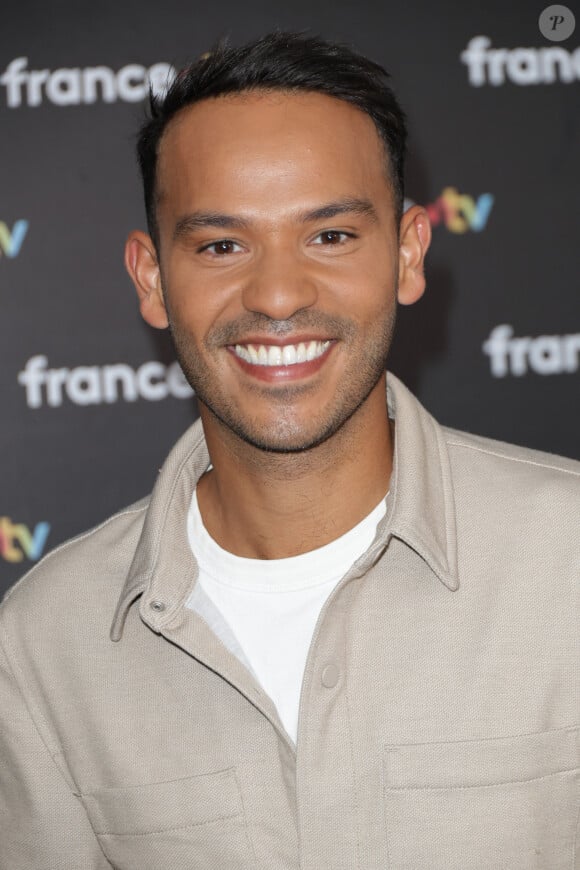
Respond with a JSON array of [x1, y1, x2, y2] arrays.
[[1, 2, 578, 594]]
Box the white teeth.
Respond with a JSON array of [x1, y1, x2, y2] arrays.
[[281, 345, 297, 365], [268, 346, 282, 366], [233, 340, 330, 367], [306, 340, 319, 362]]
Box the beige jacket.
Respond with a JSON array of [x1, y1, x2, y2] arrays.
[[1, 374, 578, 869]]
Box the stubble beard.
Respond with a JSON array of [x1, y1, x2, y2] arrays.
[[167, 305, 397, 455]]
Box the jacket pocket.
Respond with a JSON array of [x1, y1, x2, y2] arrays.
[[80, 767, 255, 870], [383, 726, 579, 869]]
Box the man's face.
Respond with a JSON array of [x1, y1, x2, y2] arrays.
[[138, 91, 424, 453]]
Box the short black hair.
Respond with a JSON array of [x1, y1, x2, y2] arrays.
[[136, 31, 407, 248]]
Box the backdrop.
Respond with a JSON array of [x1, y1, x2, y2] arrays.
[[1, 1, 578, 595]]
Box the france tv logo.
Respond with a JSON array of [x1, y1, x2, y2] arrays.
[[0, 219, 28, 258], [0, 57, 175, 108], [0, 517, 50, 563], [405, 188, 494, 234], [461, 36, 580, 86]]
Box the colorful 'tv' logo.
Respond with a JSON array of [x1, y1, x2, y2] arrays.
[[0, 517, 50, 563], [406, 188, 494, 233], [0, 220, 29, 258]]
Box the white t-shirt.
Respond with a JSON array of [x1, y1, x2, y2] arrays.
[[186, 488, 387, 743]]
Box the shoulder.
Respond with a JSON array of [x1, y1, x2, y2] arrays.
[[442, 427, 580, 511], [442, 427, 580, 482], [0, 497, 149, 620]]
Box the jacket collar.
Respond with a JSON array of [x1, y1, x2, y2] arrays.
[[383, 374, 459, 591], [110, 373, 459, 641]]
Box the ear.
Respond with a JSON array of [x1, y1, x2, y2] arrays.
[[124, 230, 169, 329], [396, 205, 431, 306]]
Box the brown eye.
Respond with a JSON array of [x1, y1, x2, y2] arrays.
[[213, 240, 237, 255], [321, 231, 342, 244], [312, 230, 351, 246], [201, 239, 243, 256]]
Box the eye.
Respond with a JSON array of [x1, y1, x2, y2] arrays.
[[311, 230, 353, 246], [199, 239, 244, 256]]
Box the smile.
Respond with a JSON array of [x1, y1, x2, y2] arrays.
[[233, 340, 331, 367]]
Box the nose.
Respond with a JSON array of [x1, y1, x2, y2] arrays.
[[241, 247, 318, 320]]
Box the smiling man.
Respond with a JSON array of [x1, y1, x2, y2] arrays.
[[1, 32, 579, 870], [126, 84, 427, 564]]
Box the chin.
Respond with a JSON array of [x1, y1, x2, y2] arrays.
[[228, 415, 347, 455]]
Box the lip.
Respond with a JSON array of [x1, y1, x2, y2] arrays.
[[226, 339, 336, 383]]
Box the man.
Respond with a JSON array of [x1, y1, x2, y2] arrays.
[[0, 32, 578, 869]]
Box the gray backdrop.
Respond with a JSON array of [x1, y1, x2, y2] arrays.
[[1, 0, 579, 594]]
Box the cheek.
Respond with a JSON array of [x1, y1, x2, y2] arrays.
[[164, 257, 239, 325], [331, 264, 396, 322]]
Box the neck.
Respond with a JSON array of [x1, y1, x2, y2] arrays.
[[196, 383, 393, 559]]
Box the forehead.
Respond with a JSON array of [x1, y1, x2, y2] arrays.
[[155, 91, 392, 216]]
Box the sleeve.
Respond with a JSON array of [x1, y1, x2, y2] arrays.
[[0, 631, 111, 870]]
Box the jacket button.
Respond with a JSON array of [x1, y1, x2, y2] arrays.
[[149, 600, 166, 612], [321, 663, 339, 688]]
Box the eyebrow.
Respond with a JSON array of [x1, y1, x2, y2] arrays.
[[301, 197, 378, 223], [173, 197, 378, 240]]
